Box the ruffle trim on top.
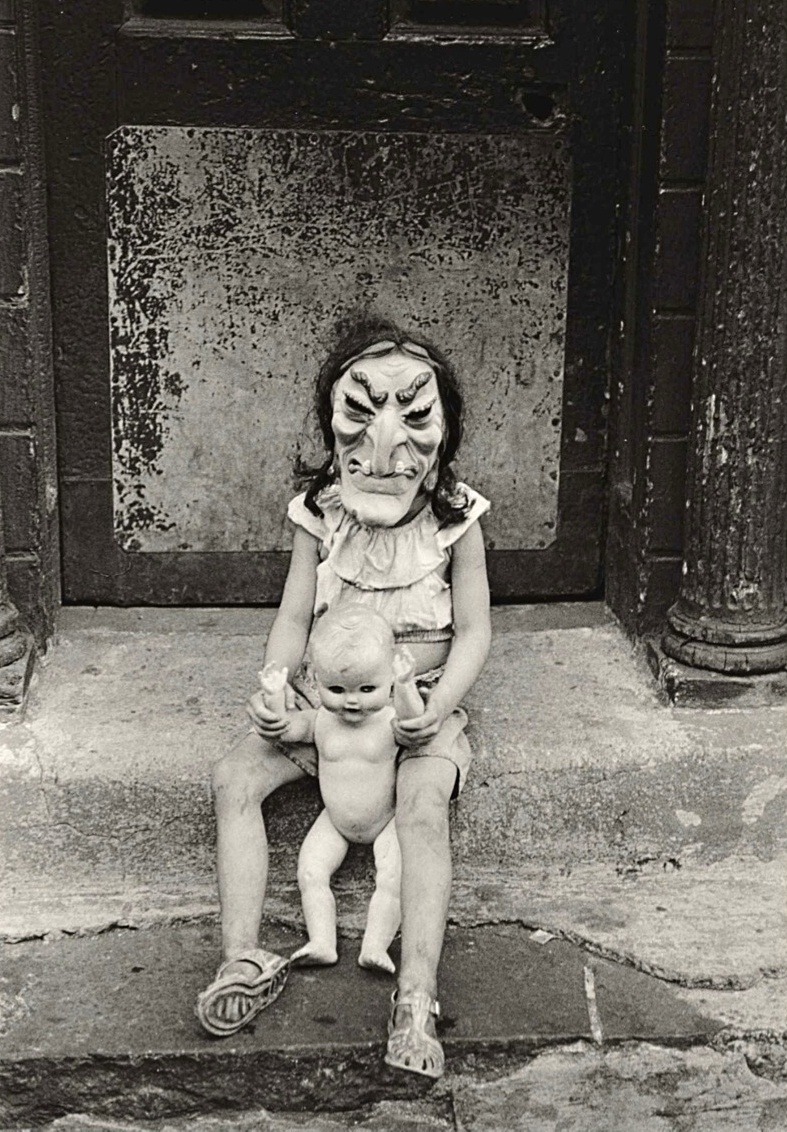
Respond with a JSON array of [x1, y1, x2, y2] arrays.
[[286, 494, 327, 542], [434, 486, 491, 550], [313, 567, 453, 635], [288, 483, 490, 593]]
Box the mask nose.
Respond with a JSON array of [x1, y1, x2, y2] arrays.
[[368, 408, 407, 475]]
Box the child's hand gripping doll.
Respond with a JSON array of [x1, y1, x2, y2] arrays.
[[260, 609, 422, 976]]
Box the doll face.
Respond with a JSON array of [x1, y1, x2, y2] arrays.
[[314, 649, 393, 724], [331, 345, 445, 527]]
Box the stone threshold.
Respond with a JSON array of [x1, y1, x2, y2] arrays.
[[0, 921, 719, 1127]]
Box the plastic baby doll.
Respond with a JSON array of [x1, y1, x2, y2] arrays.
[[260, 605, 423, 974]]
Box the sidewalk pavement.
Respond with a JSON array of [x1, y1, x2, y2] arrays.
[[0, 604, 785, 1128]]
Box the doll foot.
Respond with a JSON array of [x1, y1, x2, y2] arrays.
[[290, 941, 338, 966], [358, 948, 396, 975], [196, 949, 289, 1037], [385, 990, 444, 1079]]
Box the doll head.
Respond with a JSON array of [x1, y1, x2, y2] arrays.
[[302, 315, 469, 528], [309, 605, 395, 722]]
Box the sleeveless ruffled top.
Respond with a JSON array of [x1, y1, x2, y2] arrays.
[[287, 483, 490, 641]]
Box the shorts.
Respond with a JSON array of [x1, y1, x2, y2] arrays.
[[277, 662, 472, 799]]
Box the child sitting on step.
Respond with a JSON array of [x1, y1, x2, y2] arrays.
[[197, 315, 491, 1079]]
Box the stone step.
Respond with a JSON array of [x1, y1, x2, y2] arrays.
[[4, 606, 785, 896], [0, 920, 719, 1128], [2, 605, 785, 1006]]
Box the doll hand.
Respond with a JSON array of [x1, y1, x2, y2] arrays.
[[392, 702, 446, 748], [392, 645, 416, 683], [258, 662, 288, 695], [247, 682, 295, 740], [258, 663, 289, 717]]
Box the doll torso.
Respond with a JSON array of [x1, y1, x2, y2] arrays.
[[314, 704, 398, 844]]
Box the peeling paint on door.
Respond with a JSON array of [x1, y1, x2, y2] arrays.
[[106, 126, 571, 553]]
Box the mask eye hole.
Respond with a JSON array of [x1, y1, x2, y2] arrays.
[[404, 403, 433, 425], [344, 393, 373, 418]]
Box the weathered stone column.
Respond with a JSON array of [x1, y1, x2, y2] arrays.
[[0, 0, 57, 709], [662, 0, 787, 675], [0, 493, 35, 708]]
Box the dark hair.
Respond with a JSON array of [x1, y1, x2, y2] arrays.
[[298, 313, 469, 526]]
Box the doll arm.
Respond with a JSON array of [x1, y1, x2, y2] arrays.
[[258, 662, 289, 717], [392, 646, 425, 720], [280, 708, 317, 745], [259, 665, 316, 743]]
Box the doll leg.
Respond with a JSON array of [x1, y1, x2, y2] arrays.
[[358, 818, 401, 975], [291, 809, 349, 966]]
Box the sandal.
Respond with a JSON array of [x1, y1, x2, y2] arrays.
[[384, 989, 445, 1079], [196, 948, 289, 1037]]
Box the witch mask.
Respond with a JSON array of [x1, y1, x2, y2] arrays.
[[330, 344, 445, 528]]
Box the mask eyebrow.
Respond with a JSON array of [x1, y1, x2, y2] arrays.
[[350, 369, 388, 406], [395, 370, 434, 405]]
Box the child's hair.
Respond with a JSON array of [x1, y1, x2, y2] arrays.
[[298, 313, 469, 526], [309, 605, 394, 680]]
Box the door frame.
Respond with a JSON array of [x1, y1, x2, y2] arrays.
[[38, 0, 634, 605]]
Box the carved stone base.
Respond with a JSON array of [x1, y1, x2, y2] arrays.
[[0, 632, 36, 715], [663, 602, 787, 675], [646, 638, 787, 708]]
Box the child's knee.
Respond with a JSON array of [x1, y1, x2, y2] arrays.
[[396, 811, 449, 851], [395, 783, 450, 838], [211, 736, 282, 806]]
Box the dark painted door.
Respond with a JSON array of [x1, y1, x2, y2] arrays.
[[40, 1, 630, 604]]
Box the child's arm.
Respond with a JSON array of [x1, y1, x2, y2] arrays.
[[392, 646, 425, 720], [263, 526, 319, 674], [247, 527, 318, 740], [394, 520, 491, 746]]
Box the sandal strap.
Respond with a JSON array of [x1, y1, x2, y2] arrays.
[[216, 947, 284, 981], [390, 989, 441, 1019]]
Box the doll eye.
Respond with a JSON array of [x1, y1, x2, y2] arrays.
[[344, 393, 373, 418], [328, 685, 345, 694], [360, 684, 377, 693]]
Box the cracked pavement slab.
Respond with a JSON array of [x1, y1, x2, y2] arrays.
[[450, 1043, 787, 1130], [18, 1044, 787, 1131]]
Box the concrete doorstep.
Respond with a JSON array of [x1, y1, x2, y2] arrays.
[[0, 920, 719, 1127], [1, 605, 786, 1127]]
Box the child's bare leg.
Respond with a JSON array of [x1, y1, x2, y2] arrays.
[[291, 809, 349, 966], [208, 731, 305, 1025], [386, 754, 456, 1078], [359, 818, 401, 975]]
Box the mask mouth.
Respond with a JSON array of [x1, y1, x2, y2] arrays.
[[347, 457, 418, 480]]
